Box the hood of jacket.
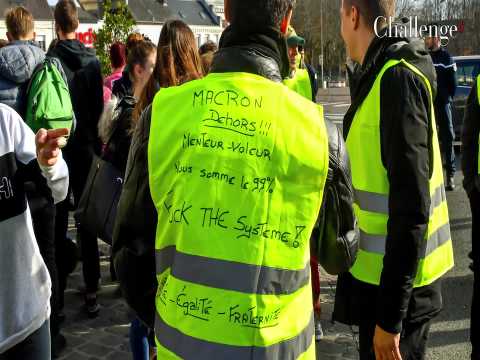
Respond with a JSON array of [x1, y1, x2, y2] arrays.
[[211, 25, 290, 82], [49, 39, 97, 72], [344, 29, 437, 137], [384, 39, 437, 98], [0, 41, 45, 84]]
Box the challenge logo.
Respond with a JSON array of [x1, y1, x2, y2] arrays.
[[375, 17, 462, 46]]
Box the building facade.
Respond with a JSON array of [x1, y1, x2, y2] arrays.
[[127, 0, 223, 46], [0, 0, 223, 51], [206, 0, 225, 25]]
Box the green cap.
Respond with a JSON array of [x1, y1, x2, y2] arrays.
[[287, 26, 305, 47]]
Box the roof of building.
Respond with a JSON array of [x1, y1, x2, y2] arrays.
[[0, 0, 52, 20], [129, 0, 220, 26], [75, 3, 97, 22], [0, 0, 221, 26], [0, 0, 97, 22], [206, 0, 223, 5]]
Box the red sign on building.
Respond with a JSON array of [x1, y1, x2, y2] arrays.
[[76, 28, 96, 47]]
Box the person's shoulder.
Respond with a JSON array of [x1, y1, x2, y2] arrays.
[[0, 42, 44, 66], [383, 63, 424, 85], [0, 103, 23, 132], [439, 48, 454, 64], [381, 64, 431, 103], [0, 103, 20, 117], [117, 95, 136, 115]]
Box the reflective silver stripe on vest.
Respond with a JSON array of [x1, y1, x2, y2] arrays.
[[155, 311, 314, 360], [429, 185, 447, 216], [355, 185, 446, 216], [354, 189, 389, 214], [424, 222, 451, 257], [359, 222, 451, 257], [156, 246, 310, 295], [156, 246, 176, 274]]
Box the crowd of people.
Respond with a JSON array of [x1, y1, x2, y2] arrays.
[[0, 0, 479, 360]]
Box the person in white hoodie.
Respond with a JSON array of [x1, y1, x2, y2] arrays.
[[0, 103, 69, 360]]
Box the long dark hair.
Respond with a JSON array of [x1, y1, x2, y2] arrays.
[[133, 20, 203, 122]]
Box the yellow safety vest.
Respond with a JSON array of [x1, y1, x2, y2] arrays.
[[148, 72, 329, 359], [283, 69, 313, 101], [346, 59, 454, 287]]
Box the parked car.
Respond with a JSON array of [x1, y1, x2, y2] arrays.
[[452, 56, 480, 141]]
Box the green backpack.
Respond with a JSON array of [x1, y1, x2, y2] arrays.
[[25, 58, 74, 135]]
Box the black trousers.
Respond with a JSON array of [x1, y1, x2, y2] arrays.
[[435, 101, 456, 177], [31, 202, 60, 337], [55, 199, 71, 309], [0, 320, 50, 360], [359, 318, 431, 360], [70, 152, 100, 294], [77, 226, 101, 293], [468, 189, 480, 359]]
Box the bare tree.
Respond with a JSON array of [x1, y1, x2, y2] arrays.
[[396, 0, 418, 17], [292, 0, 345, 80], [291, 0, 480, 81]]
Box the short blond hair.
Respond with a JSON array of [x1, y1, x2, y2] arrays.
[[5, 6, 34, 40]]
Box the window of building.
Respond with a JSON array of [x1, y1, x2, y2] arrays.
[[36, 34, 46, 51]]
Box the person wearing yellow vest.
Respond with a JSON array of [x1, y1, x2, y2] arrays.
[[461, 76, 480, 360], [333, 1, 454, 360], [113, 0, 357, 359], [283, 27, 318, 102], [284, 26, 324, 342]]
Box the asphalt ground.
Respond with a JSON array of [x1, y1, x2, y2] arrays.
[[317, 88, 474, 359]]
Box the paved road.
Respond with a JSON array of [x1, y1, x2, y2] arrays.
[[427, 168, 473, 359], [317, 89, 474, 359]]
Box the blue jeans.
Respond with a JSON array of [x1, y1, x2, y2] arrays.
[[130, 318, 154, 360], [0, 320, 50, 360], [435, 102, 456, 177]]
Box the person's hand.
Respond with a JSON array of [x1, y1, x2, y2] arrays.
[[373, 325, 402, 360], [36, 128, 69, 167]]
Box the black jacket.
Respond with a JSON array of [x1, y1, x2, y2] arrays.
[[112, 25, 356, 328], [48, 40, 103, 171], [462, 82, 480, 194], [305, 63, 318, 102], [334, 32, 443, 334], [112, 70, 133, 100], [430, 48, 457, 104], [100, 96, 135, 175]]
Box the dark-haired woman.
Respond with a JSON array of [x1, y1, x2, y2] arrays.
[[99, 41, 156, 172], [104, 42, 126, 92], [112, 33, 145, 100], [112, 19, 203, 359], [98, 39, 156, 360]]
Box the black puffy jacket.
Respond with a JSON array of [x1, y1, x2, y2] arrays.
[[112, 26, 356, 328], [99, 96, 135, 175]]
